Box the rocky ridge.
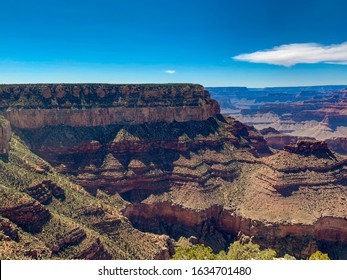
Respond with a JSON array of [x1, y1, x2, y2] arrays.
[[0, 84, 219, 128]]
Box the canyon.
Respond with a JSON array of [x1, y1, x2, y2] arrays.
[[0, 84, 346, 259], [209, 86, 347, 155]]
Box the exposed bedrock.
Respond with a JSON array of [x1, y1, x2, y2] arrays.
[[0, 186, 51, 233], [260, 127, 347, 155], [326, 137, 347, 155], [293, 102, 347, 123], [122, 139, 347, 259], [259, 127, 315, 150], [0, 116, 12, 155], [283, 140, 330, 155], [123, 202, 347, 259], [17, 115, 271, 196], [0, 84, 220, 128]]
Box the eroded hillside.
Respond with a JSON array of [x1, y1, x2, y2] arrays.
[[0, 118, 172, 259]]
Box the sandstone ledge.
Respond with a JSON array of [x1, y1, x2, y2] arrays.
[[0, 84, 220, 128], [1, 103, 219, 129]]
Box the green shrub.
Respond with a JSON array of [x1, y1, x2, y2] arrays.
[[309, 250, 330, 260], [227, 241, 277, 260], [172, 244, 216, 260], [172, 241, 277, 260], [283, 254, 296, 260]]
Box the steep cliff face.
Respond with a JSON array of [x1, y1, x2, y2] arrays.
[[259, 127, 315, 150], [0, 84, 219, 128], [326, 137, 347, 155], [19, 115, 347, 258], [0, 116, 12, 155]]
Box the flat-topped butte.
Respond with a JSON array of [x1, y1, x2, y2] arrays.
[[0, 84, 220, 128], [0, 84, 211, 109]]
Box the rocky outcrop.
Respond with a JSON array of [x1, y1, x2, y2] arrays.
[[256, 148, 346, 195], [50, 227, 87, 253], [326, 137, 347, 155], [0, 186, 51, 233], [0, 200, 50, 233], [74, 238, 112, 260], [0, 217, 20, 242], [283, 140, 330, 154], [0, 84, 220, 128], [260, 128, 347, 155], [0, 116, 11, 155], [224, 118, 272, 156], [259, 127, 314, 150], [26, 180, 65, 204]]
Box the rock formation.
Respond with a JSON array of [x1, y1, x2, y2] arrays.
[[0, 134, 175, 260], [259, 127, 347, 156], [123, 137, 347, 258], [259, 127, 314, 150], [0, 84, 219, 128], [210, 86, 347, 142], [0, 116, 12, 155], [283, 140, 330, 154], [0, 84, 346, 259], [326, 137, 347, 155]]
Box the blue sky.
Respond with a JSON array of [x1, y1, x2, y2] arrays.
[[1, 0, 347, 87]]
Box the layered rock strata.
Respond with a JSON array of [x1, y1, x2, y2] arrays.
[[0, 135, 174, 260], [326, 137, 347, 155], [0, 84, 219, 128], [20, 116, 270, 197], [123, 139, 347, 258], [1, 84, 346, 259], [259, 127, 314, 150], [260, 127, 347, 156]]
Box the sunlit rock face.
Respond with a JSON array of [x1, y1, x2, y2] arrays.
[[0, 84, 220, 128]]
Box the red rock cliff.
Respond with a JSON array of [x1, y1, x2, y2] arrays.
[[0, 84, 220, 128]]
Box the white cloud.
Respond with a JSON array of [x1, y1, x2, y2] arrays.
[[165, 70, 176, 74], [233, 42, 347, 67]]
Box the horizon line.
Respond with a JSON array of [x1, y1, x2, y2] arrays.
[[0, 82, 347, 89]]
